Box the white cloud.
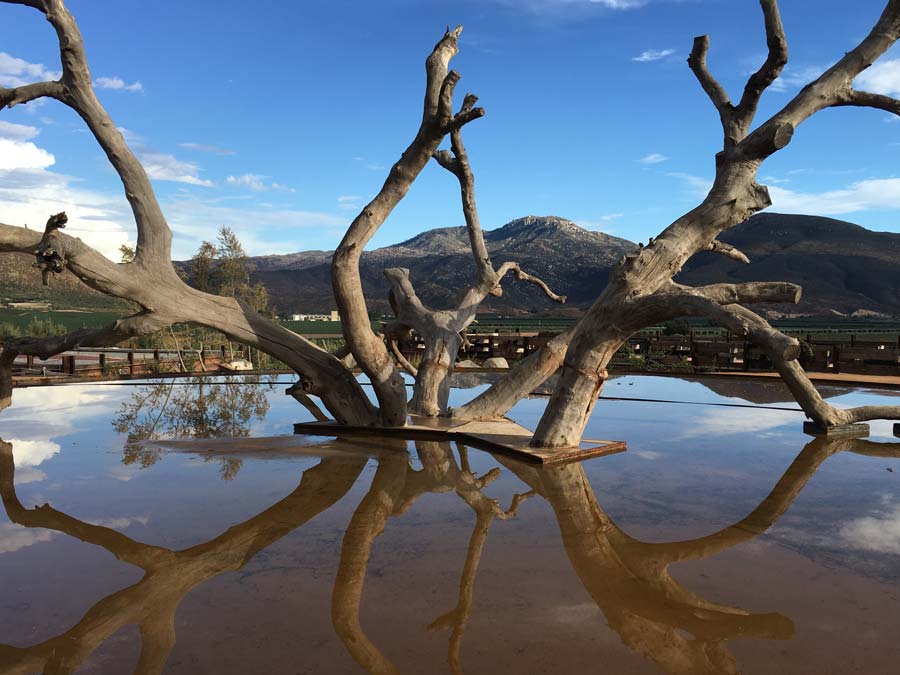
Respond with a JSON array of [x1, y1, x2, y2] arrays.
[[162, 196, 348, 258], [0, 52, 60, 87], [227, 173, 267, 191], [679, 408, 802, 439], [179, 142, 235, 156], [7, 438, 61, 468], [0, 522, 55, 554], [639, 152, 669, 164], [633, 48, 675, 63], [14, 466, 46, 484], [94, 76, 143, 93], [0, 137, 55, 170], [768, 177, 900, 216], [0, 120, 39, 141], [141, 151, 214, 187], [226, 173, 294, 192], [0, 163, 134, 260], [840, 502, 900, 554], [856, 58, 900, 97]]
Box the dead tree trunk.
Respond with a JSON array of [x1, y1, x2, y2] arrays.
[[331, 28, 484, 426], [459, 0, 900, 447], [383, 116, 565, 416]]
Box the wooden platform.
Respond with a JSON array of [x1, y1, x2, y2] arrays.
[[802, 421, 870, 438], [293, 415, 626, 466]]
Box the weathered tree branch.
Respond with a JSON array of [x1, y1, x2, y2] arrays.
[[687, 35, 734, 139], [494, 262, 568, 303], [707, 239, 750, 263], [734, 0, 788, 126], [0, 79, 63, 108], [833, 88, 900, 115]]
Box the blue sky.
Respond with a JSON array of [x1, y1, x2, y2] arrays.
[[2, 0, 900, 261]]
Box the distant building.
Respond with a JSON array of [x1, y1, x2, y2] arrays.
[[288, 310, 340, 322]]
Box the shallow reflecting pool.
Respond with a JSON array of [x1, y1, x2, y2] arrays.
[[0, 375, 898, 674]]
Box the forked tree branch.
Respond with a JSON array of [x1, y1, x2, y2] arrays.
[[735, 0, 788, 123], [707, 239, 750, 263], [833, 88, 900, 115], [333, 25, 484, 425]]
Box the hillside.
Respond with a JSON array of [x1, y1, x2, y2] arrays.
[[252, 215, 637, 314], [677, 213, 900, 317], [1, 213, 898, 317]]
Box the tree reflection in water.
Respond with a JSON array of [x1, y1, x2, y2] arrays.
[[1, 434, 898, 674], [112, 376, 275, 480]]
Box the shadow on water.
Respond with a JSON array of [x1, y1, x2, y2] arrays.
[[1, 430, 898, 675]]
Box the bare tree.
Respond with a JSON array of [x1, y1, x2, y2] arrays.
[[3, 0, 900, 450], [0, 0, 375, 425], [462, 0, 900, 447], [384, 116, 565, 416]]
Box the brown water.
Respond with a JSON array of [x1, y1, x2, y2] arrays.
[[0, 375, 899, 674]]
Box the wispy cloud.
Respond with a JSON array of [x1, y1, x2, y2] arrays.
[[0, 52, 141, 94], [633, 48, 675, 63], [639, 152, 669, 164], [226, 173, 294, 192], [0, 120, 39, 141], [94, 76, 143, 93], [337, 195, 363, 211], [770, 64, 826, 93], [141, 151, 214, 187], [178, 142, 236, 156], [667, 171, 713, 197], [768, 178, 900, 216], [162, 196, 348, 258], [352, 156, 385, 172]]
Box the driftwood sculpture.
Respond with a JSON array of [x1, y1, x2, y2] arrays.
[[2, 0, 900, 449]]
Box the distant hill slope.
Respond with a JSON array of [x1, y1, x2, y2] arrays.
[[1, 213, 898, 317], [677, 213, 900, 317], [252, 215, 637, 314], [0, 252, 129, 310]]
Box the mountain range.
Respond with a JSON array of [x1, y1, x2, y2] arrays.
[[1, 213, 898, 318]]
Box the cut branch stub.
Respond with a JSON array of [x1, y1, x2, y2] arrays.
[[34, 211, 69, 285]]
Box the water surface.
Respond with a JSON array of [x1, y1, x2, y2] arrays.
[[0, 375, 898, 674]]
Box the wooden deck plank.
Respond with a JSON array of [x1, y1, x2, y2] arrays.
[[293, 416, 626, 466]]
